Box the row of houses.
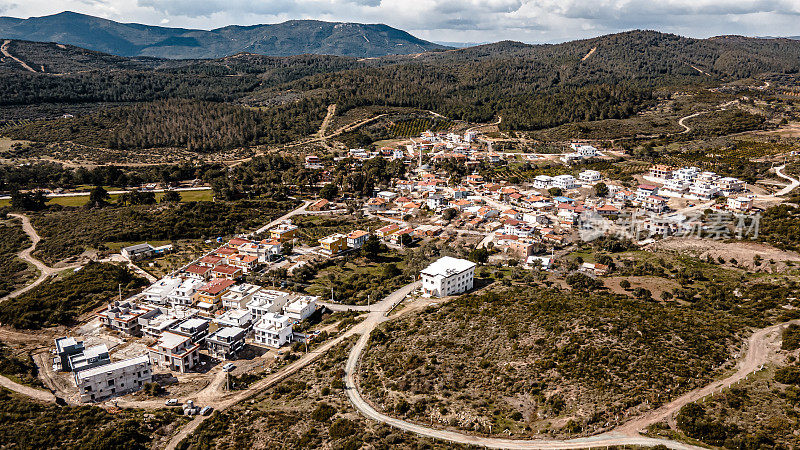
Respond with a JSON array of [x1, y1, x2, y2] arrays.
[[648, 165, 745, 200]]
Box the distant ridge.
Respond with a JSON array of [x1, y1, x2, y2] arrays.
[[0, 11, 450, 59]]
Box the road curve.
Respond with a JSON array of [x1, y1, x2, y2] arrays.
[[1, 213, 80, 303], [343, 285, 793, 449], [774, 165, 800, 197]]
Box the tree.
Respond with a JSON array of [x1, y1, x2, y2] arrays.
[[548, 187, 563, 197], [161, 190, 182, 203], [281, 242, 293, 256], [382, 263, 401, 278], [319, 183, 338, 200], [633, 287, 652, 301], [660, 290, 674, 301], [619, 279, 631, 290], [362, 234, 382, 259], [565, 272, 603, 291], [468, 248, 489, 264], [594, 182, 609, 197], [10, 190, 49, 211], [88, 186, 110, 207], [442, 208, 458, 221]]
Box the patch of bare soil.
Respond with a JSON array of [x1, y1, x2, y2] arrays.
[[650, 237, 800, 271]]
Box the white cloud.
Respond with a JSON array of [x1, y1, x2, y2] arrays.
[[2, 0, 800, 43]]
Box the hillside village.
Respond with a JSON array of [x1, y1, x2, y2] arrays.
[[38, 124, 788, 411]]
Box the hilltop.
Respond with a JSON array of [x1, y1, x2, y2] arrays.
[[0, 11, 449, 59]]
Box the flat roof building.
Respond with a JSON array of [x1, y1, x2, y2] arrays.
[[421, 256, 476, 298]]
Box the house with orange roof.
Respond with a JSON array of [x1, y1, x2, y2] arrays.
[[184, 264, 212, 280], [193, 278, 236, 315], [449, 199, 472, 210], [228, 237, 252, 247], [198, 255, 223, 267], [211, 264, 242, 280], [227, 254, 259, 273], [307, 199, 331, 211], [376, 223, 400, 238], [596, 204, 620, 216]]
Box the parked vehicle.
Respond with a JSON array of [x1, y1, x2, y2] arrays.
[[165, 398, 179, 406], [200, 406, 214, 416], [222, 363, 235, 372]]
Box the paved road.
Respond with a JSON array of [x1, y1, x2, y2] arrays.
[[1, 214, 81, 303], [342, 284, 796, 448], [774, 165, 799, 197]]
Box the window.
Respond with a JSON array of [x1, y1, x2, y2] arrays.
[[108, 379, 115, 386]]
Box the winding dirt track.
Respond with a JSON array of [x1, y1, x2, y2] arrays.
[[1, 40, 37, 73], [343, 285, 797, 449], [1, 214, 81, 303], [676, 100, 738, 134]]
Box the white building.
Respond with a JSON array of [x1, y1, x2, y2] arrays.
[[221, 283, 262, 310], [346, 230, 370, 249], [421, 256, 476, 298], [673, 167, 700, 181], [533, 175, 552, 190], [728, 196, 753, 212], [689, 183, 719, 200], [574, 144, 597, 157], [142, 276, 182, 305], [168, 278, 205, 307], [579, 170, 602, 184], [214, 308, 252, 329], [551, 174, 578, 190], [247, 290, 292, 321], [253, 313, 293, 348], [661, 179, 690, 194], [283, 296, 317, 321], [75, 355, 152, 403]]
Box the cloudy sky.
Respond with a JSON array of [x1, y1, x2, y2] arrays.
[[1, 0, 799, 44]]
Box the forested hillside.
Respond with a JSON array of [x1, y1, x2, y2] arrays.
[[2, 30, 800, 148], [5, 99, 328, 151], [0, 12, 448, 59]]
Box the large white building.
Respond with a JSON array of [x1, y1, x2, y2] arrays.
[[421, 256, 476, 298], [75, 355, 152, 403], [551, 175, 578, 190], [253, 313, 293, 348]]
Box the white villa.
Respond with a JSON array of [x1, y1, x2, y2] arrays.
[[421, 256, 476, 298], [253, 313, 293, 348]]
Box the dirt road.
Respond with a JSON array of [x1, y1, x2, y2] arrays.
[[774, 165, 799, 196], [1, 214, 81, 303], [619, 319, 794, 433], [1, 40, 37, 73], [343, 285, 795, 449], [677, 100, 738, 134], [316, 104, 337, 137], [0, 374, 56, 403], [253, 200, 311, 235]]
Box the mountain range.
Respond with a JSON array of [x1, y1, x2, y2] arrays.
[[0, 11, 449, 59]]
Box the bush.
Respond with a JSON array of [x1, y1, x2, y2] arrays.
[[328, 418, 357, 439], [0, 262, 146, 329], [782, 324, 800, 351], [311, 403, 336, 422]]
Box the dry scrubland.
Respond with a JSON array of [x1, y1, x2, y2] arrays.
[[177, 339, 465, 449]]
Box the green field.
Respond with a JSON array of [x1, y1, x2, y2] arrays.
[[0, 188, 213, 207]]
